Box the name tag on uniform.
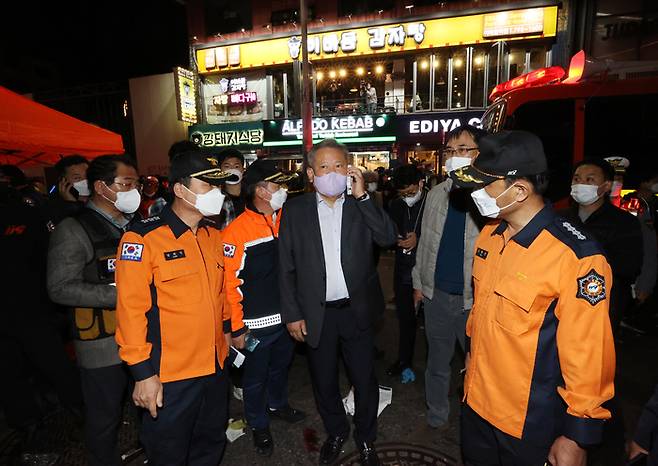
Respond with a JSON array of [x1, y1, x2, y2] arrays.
[[164, 249, 186, 261], [476, 248, 489, 259]]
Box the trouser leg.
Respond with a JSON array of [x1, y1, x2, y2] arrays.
[[307, 310, 350, 439], [266, 329, 295, 411], [424, 290, 462, 427], [80, 364, 127, 466], [242, 336, 273, 430], [394, 280, 417, 367], [339, 309, 379, 446], [187, 369, 229, 466], [0, 332, 41, 428]]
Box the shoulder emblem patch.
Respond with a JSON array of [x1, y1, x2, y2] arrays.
[[476, 248, 489, 259], [223, 243, 236, 258], [576, 269, 606, 306], [562, 221, 586, 241], [120, 242, 144, 262]]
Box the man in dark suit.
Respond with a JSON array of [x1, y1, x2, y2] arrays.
[[279, 139, 396, 466]]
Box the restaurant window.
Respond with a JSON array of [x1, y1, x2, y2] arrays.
[[415, 55, 431, 112], [271, 71, 286, 118], [404, 56, 415, 113], [470, 47, 487, 108], [487, 42, 503, 97], [528, 47, 547, 72], [451, 49, 467, 109], [507, 47, 527, 80], [433, 51, 448, 110]]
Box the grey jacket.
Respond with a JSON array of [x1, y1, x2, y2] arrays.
[[411, 178, 482, 309], [47, 206, 123, 368]]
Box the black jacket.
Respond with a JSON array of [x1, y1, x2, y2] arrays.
[[279, 193, 396, 348], [388, 191, 426, 281], [559, 201, 643, 286]]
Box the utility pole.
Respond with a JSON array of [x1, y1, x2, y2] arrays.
[[300, 0, 313, 161]]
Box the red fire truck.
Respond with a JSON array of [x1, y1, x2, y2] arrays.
[[481, 51, 658, 204]]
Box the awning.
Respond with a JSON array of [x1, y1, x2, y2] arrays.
[[0, 86, 125, 167]]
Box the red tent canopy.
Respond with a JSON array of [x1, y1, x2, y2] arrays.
[[0, 86, 125, 167]]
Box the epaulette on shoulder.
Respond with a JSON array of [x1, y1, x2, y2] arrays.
[[129, 215, 164, 236], [547, 217, 603, 259]]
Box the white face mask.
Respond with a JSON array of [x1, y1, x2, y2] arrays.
[[367, 182, 378, 193], [224, 168, 243, 185], [610, 181, 623, 198], [268, 187, 288, 211], [183, 185, 225, 216], [73, 179, 90, 197], [445, 156, 472, 174], [470, 184, 518, 219], [103, 183, 141, 214], [570, 184, 601, 206], [403, 185, 423, 207]]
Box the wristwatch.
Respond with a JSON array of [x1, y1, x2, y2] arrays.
[[356, 193, 370, 202]]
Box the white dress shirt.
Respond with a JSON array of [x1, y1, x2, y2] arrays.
[[317, 193, 350, 301]]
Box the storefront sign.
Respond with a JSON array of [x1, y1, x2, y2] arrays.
[[263, 114, 396, 146], [483, 8, 545, 38], [173, 67, 197, 124], [396, 112, 483, 144], [195, 6, 557, 73], [287, 22, 426, 59], [229, 91, 258, 104], [189, 122, 263, 148]]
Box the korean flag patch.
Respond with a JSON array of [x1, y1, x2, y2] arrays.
[[223, 243, 236, 258], [120, 242, 144, 262], [576, 269, 606, 306]]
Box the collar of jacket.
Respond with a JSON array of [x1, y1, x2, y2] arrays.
[[492, 203, 555, 249], [160, 205, 206, 239], [245, 202, 280, 229]]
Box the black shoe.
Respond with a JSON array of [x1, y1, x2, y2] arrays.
[[252, 427, 273, 457], [269, 405, 306, 424], [359, 443, 381, 466], [386, 360, 408, 377], [319, 435, 346, 465]]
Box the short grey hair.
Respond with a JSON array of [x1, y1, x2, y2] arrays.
[[307, 139, 349, 168]]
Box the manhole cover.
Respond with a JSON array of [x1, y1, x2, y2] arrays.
[[338, 442, 457, 466]]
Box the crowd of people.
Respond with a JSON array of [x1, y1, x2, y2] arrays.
[[1, 126, 658, 466]]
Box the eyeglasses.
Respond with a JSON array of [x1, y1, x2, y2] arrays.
[[443, 147, 478, 157], [110, 178, 141, 190]]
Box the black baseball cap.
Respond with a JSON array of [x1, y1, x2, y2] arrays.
[[243, 159, 298, 186], [169, 150, 239, 185], [450, 130, 547, 188], [216, 148, 245, 165]]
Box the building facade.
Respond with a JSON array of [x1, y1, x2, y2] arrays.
[[186, 0, 565, 171]]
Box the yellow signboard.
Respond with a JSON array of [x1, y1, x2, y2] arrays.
[[196, 6, 557, 74], [483, 8, 545, 38], [174, 67, 198, 124]]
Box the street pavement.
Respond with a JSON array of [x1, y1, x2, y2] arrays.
[[1, 251, 657, 465]]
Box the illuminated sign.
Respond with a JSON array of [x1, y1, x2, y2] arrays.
[[173, 67, 197, 124], [230, 92, 258, 104], [196, 6, 557, 73], [189, 122, 263, 148], [396, 112, 483, 143], [287, 23, 426, 59], [483, 8, 545, 38], [263, 115, 396, 146]]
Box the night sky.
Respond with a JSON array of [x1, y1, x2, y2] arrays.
[[0, 0, 190, 94]]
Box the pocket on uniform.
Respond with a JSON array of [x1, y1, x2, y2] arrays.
[[158, 261, 202, 306], [492, 277, 540, 335]]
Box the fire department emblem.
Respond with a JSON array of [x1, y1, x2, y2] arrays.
[[576, 269, 606, 306]]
